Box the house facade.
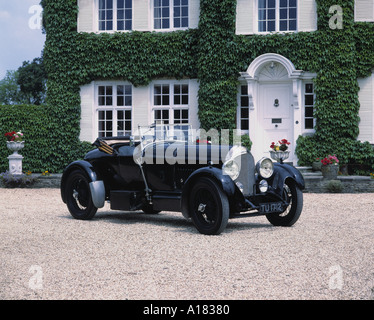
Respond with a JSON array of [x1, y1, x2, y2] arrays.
[[69, 0, 374, 164]]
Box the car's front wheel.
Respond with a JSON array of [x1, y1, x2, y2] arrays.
[[189, 177, 229, 235], [65, 170, 98, 220], [266, 179, 303, 226]]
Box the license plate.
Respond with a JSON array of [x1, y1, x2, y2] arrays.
[[259, 202, 284, 213]]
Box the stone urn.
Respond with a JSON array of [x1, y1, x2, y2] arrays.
[[6, 141, 24, 175], [312, 161, 322, 171], [270, 150, 290, 163], [321, 164, 339, 180], [6, 141, 25, 155]]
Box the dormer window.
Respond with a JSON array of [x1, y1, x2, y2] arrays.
[[98, 0, 132, 31]]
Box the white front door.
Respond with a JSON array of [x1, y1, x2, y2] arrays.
[[257, 82, 294, 163]]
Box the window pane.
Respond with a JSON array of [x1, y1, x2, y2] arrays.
[[280, 20, 288, 31], [289, 19, 297, 31], [258, 9, 266, 21], [162, 85, 169, 94], [259, 0, 266, 9], [125, 96, 132, 106], [258, 20, 266, 32], [117, 20, 124, 30], [117, 0, 124, 9], [280, 8, 288, 19], [241, 96, 249, 107], [163, 94, 169, 105], [305, 83, 313, 93], [154, 96, 162, 105], [162, 18, 170, 28], [241, 120, 249, 130], [305, 119, 314, 129], [182, 109, 188, 119], [117, 96, 124, 106], [241, 107, 249, 119], [268, 20, 275, 31], [305, 106, 314, 118], [241, 85, 248, 95], [305, 95, 314, 105], [289, 8, 297, 19], [268, 8, 275, 20]]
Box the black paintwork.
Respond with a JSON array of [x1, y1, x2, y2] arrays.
[[61, 136, 305, 218]]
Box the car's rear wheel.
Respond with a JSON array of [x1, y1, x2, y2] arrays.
[[189, 177, 229, 235], [266, 179, 303, 226], [65, 170, 97, 220]]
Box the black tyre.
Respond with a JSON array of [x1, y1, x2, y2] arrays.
[[65, 170, 98, 220], [189, 177, 229, 235], [266, 179, 303, 226]]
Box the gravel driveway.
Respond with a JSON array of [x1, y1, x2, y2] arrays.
[[0, 189, 373, 300]]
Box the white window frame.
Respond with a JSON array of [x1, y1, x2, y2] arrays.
[[237, 83, 250, 134], [95, 81, 133, 137], [96, 0, 133, 33], [152, 0, 189, 31], [151, 80, 190, 125], [302, 81, 316, 133], [255, 0, 298, 34]]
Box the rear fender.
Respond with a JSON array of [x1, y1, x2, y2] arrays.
[[60, 160, 105, 208], [181, 166, 236, 219]]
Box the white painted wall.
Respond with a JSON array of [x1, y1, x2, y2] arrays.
[[355, 0, 374, 22]]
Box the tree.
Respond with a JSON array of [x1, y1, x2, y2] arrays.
[[17, 57, 47, 105], [0, 70, 28, 105]]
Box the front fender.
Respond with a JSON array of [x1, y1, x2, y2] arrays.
[[60, 160, 105, 208], [271, 163, 305, 193], [180, 166, 236, 219]]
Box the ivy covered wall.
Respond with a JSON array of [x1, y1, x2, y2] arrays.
[[10, 0, 374, 172]]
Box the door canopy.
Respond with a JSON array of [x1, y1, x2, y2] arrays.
[[245, 53, 303, 80]]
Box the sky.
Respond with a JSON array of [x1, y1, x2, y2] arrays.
[[0, 0, 45, 79]]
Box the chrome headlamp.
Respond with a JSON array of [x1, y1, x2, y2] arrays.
[[222, 159, 240, 180], [256, 157, 274, 179]]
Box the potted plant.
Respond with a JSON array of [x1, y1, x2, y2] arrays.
[[5, 131, 24, 155], [270, 139, 291, 163], [320, 155, 339, 179]]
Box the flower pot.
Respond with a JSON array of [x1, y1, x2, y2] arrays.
[[6, 141, 25, 155], [321, 164, 339, 180], [270, 150, 290, 163], [312, 161, 322, 171]]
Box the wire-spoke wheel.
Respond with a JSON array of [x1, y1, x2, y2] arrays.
[[266, 179, 303, 227], [65, 170, 97, 220], [189, 177, 229, 235]]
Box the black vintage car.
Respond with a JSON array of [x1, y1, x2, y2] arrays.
[[61, 124, 305, 235]]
